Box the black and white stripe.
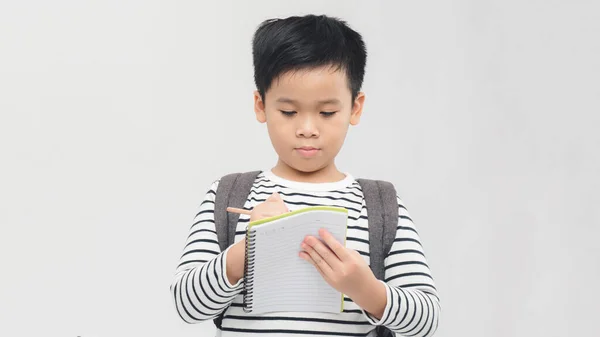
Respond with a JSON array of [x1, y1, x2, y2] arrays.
[[170, 171, 440, 336]]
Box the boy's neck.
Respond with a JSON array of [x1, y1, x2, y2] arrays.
[[271, 159, 346, 184]]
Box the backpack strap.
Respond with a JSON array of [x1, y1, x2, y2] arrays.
[[358, 179, 399, 337], [213, 170, 261, 329], [356, 179, 398, 281], [214, 171, 262, 252]]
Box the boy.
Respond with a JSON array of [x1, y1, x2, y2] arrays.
[[171, 14, 440, 337]]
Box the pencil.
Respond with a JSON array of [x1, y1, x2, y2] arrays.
[[226, 207, 252, 215]]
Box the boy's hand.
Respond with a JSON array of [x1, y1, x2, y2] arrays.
[[225, 238, 246, 285], [250, 192, 289, 222], [300, 229, 387, 318], [226, 192, 289, 285]]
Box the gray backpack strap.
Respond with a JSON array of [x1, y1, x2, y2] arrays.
[[357, 179, 399, 281], [214, 171, 261, 252], [213, 171, 261, 330]]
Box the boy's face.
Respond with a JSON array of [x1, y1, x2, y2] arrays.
[[254, 65, 365, 176]]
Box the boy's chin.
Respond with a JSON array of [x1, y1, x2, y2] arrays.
[[285, 160, 331, 174]]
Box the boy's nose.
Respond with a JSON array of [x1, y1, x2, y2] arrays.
[[296, 117, 320, 138]]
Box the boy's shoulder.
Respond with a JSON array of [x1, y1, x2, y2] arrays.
[[208, 170, 263, 187], [210, 170, 263, 197]]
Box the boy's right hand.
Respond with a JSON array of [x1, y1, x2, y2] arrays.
[[249, 191, 289, 222], [226, 192, 289, 285]]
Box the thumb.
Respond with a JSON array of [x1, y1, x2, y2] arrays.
[[267, 191, 281, 202]]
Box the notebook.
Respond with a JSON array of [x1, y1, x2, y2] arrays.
[[242, 206, 348, 315]]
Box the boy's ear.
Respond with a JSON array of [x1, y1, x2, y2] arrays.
[[350, 92, 365, 126], [254, 90, 267, 123]]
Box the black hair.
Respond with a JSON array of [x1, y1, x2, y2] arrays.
[[252, 14, 367, 101]]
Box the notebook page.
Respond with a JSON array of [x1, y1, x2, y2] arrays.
[[249, 209, 347, 314]]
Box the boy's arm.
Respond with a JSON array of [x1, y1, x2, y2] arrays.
[[169, 180, 245, 323], [360, 196, 441, 336]]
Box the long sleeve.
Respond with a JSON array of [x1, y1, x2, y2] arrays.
[[362, 196, 441, 336], [170, 180, 244, 323]]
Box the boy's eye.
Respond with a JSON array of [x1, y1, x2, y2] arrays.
[[280, 110, 297, 116], [320, 111, 338, 117]]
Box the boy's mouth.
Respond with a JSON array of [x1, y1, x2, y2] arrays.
[[295, 146, 320, 158]]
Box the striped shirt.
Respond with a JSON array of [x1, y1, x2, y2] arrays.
[[170, 170, 440, 336]]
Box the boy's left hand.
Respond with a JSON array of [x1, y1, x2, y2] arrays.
[[299, 228, 378, 301]]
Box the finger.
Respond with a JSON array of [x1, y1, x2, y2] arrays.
[[272, 192, 289, 211], [303, 237, 341, 272], [350, 248, 361, 258], [299, 251, 329, 280], [266, 191, 281, 202], [318, 228, 349, 260], [266, 192, 289, 212], [301, 241, 334, 276], [299, 251, 314, 265]]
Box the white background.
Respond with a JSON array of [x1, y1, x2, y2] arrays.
[[1, 1, 598, 336]]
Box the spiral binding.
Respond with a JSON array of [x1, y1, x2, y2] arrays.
[[242, 228, 257, 312]]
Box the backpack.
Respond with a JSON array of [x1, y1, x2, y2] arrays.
[[212, 171, 398, 337]]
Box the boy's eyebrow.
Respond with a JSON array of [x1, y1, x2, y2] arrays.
[[276, 97, 341, 105]]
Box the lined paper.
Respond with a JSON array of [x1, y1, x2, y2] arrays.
[[248, 209, 347, 314]]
